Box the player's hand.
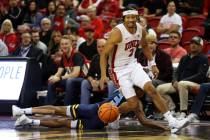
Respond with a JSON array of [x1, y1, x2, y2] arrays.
[[99, 76, 108, 90], [151, 65, 159, 79]]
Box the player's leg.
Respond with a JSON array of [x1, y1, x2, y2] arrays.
[[132, 63, 189, 133], [12, 105, 68, 117], [117, 78, 139, 113], [15, 114, 74, 128]]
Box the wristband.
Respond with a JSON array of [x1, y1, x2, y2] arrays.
[[148, 59, 156, 67]]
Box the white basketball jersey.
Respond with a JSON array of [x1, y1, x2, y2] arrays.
[[110, 23, 142, 69]]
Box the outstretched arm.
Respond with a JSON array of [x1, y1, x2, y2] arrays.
[[135, 101, 169, 131], [99, 28, 121, 89]]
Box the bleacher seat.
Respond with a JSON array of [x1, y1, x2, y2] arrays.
[[181, 28, 202, 45], [187, 15, 206, 27], [147, 16, 161, 29]]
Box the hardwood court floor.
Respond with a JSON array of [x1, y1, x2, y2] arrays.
[[0, 116, 210, 140]]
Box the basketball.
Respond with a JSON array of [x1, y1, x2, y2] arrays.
[[98, 102, 119, 123]]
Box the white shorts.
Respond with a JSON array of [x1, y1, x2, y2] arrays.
[[110, 62, 151, 99]]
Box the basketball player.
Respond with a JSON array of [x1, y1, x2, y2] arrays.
[[99, 7, 189, 133], [13, 89, 168, 131]]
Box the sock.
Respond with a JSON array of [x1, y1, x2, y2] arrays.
[[66, 105, 73, 119], [22, 108, 32, 114], [163, 111, 175, 122], [32, 119, 40, 126]]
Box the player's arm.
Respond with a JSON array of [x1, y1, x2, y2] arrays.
[[99, 28, 122, 89], [135, 101, 169, 131]]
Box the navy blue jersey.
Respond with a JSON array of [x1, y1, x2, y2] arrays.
[[68, 90, 125, 130]]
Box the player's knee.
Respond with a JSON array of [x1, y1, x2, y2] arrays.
[[144, 82, 157, 98]]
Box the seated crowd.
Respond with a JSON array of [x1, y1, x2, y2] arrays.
[[0, 0, 210, 123]]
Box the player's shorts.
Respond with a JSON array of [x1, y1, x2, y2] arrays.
[[67, 104, 106, 130], [110, 61, 151, 99]]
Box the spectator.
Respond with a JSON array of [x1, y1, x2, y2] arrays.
[[70, 26, 86, 51], [139, 16, 157, 37], [80, 39, 117, 104], [136, 34, 173, 87], [6, 0, 25, 29], [22, 0, 44, 27], [86, 6, 104, 39], [78, 25, 98, 61], [0, 39, 8, 56], [163, 31, 187, 63], [11, 32, 44, 63], [143, 0, 166, 17], [186, 83, 210, 123], [122, 0, 144, 8], [104, 17, 119, 35], [65, 0, 77, 20], [178, 0, 204, 16], [97, 0, 121, 18], [40, 18, 53, 46], [0, 2, 7, 24], [46, 1, 56, 17], [0, 19, 18, 54], [46, 35, 85, 105], [157, 36, 209, 119], [157, 1, 182, 40], [49, 4, 79, 34], [78, 0, 103, 13], [31, 30, 47, 54], [42, 30, 63, 88], [78, 14, 91, 38], [48, 30, 62, 57]]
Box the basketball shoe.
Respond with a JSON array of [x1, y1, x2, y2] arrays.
[[12, 105, 24, 117], [107, 115, 120, 130], [15, 114, 32, 127], [169, 118, 190, 133]]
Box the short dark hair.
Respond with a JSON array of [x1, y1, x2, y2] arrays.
[[169, 31, 181, 38]]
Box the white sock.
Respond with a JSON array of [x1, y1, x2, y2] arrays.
[[22, 108, 32, 114], [66, 105, 73, 119], [32, 119, 40, 126], [163, 111, 175, 122]]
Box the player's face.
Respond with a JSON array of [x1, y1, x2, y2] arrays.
[[124, 14, 138, 28], [60, 38, 72, 54]]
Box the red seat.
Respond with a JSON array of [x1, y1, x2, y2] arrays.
[[181, 28, 201, 45], [147, 16, 161, 29], [187, 15, 206, 27], [182, 42, 191, 53], [203, 42, 210, 54], [181, 15, 188, 29]]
